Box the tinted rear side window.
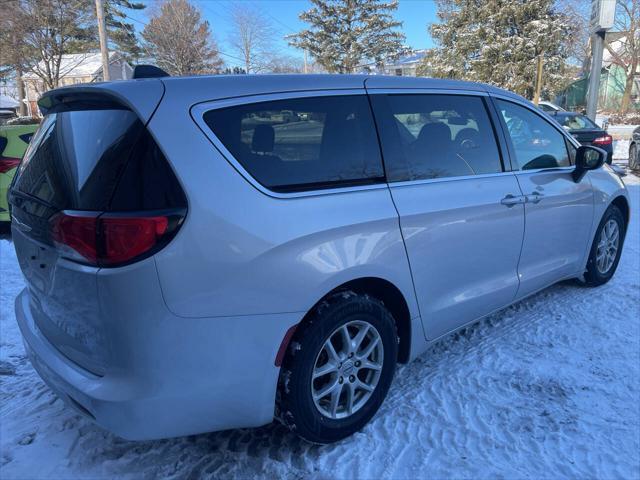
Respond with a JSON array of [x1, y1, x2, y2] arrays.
[[13, 109, 185, 211], [370, 94, 503, 182], [203, 95, 384, 192]]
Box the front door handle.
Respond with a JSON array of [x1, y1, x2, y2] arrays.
[[500, 194, 526, 207], [526, 192, 544, 204]]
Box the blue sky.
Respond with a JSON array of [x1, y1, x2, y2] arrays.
[[127, 0, 438, 68]]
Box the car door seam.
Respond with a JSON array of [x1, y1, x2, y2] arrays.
[[512, 173, 528, 300], [362, 82, 426, 339]]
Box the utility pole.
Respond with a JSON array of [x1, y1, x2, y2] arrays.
[[533, 54, 544, 105], [303, 50, 308, 74], [95, 0, 110, 81], [13, 31, 27, 116], [586, 0, 616, 120], [16, 67, 26, 117], [586, 31, 605, 119]]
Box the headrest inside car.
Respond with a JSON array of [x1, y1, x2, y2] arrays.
[[252, 124, 275, 154], [418, 122, 452, 143]]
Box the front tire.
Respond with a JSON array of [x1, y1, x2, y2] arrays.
[[584, 205, 625, 286], [630, 143, 638, 170], [277, 292, 398, 444]]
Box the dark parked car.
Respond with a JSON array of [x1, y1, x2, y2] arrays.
[[629, 126, 639, 170], [552, 112, 613, 164]]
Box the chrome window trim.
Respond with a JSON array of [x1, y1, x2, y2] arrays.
[[191, 89, 389, 200], [387, 170, 517, 189], [382, 167, 576, 190], [513, 166, 575, 175]]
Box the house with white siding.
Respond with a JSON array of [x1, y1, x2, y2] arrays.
[[23, 52, 133, 116]]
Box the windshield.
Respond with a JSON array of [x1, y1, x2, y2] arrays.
[[556, 114, 598, 130]]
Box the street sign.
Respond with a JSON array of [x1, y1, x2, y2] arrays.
[[590, 0, 617, 33]]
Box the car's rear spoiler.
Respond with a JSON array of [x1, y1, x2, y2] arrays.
[[37, 79, 165, 125]]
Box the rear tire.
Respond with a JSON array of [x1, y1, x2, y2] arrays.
[[630, 143, 638, 170], [277, 291, 398, 444], [584, 205, 625, 287]]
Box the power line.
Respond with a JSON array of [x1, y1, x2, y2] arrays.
[[115, 13, 154, 60], [250, 1, 298, 34]]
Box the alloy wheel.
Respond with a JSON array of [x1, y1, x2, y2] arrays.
[[596, 219, 620, 274], [311, 320, 384, 420]]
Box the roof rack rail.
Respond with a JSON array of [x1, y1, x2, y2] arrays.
[[132, 65, 170, 79]]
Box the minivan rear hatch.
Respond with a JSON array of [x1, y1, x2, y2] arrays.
[[9, 87, 186, 375]]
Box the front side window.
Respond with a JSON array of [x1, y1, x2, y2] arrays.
[[496, 99, 570, 170], [372, 94, 503, 182], [203, 95, 384, 192]]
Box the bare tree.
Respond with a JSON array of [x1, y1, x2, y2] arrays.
[[557, 0, 592, 74], [265, 55, 305, 73], [142, 0, 223, 75], [0, 11, 26, 114], [605, 0, 639, 113], [227, 4, 277, 74], [0, 0, 95, 91]]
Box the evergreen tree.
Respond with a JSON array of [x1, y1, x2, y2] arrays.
[[104, 0, 146, 63], [142, 0, 223, 76], [422, 0, 575, 99], [288, 0, 406, 73]]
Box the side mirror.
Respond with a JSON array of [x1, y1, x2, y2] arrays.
[[573, 145, 606, 182]]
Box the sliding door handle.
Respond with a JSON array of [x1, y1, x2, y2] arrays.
[[500, 194, 526, 207]]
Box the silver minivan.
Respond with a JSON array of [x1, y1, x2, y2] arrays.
[[10, 75, 629, 444]]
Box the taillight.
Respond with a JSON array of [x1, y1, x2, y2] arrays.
[[101, 216, 169, 266], [0, 157, 21, 174], [593, 135, 612, 146], [50, 210, 184, 267], [50, 212, 100, 263]]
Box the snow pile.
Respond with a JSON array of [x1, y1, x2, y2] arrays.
[[1, 177, 639, 479]]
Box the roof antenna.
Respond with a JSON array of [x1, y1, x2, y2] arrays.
[[132, 65, 170, 79]]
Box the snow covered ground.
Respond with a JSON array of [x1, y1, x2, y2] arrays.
[[613, 139, 630, 162], [608, 123, 637, 163], [1, 176, 639, 480]]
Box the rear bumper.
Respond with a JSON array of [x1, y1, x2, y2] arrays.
[[16, 287, 300, 440]]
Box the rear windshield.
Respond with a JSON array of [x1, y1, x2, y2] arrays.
[[13, 109, 185, 211], [555, 114, 598, 131], [203, 95, 384, 192]]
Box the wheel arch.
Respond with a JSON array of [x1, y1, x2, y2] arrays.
[[611, 195, 630, 230], [292, 277, 413, 364]]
